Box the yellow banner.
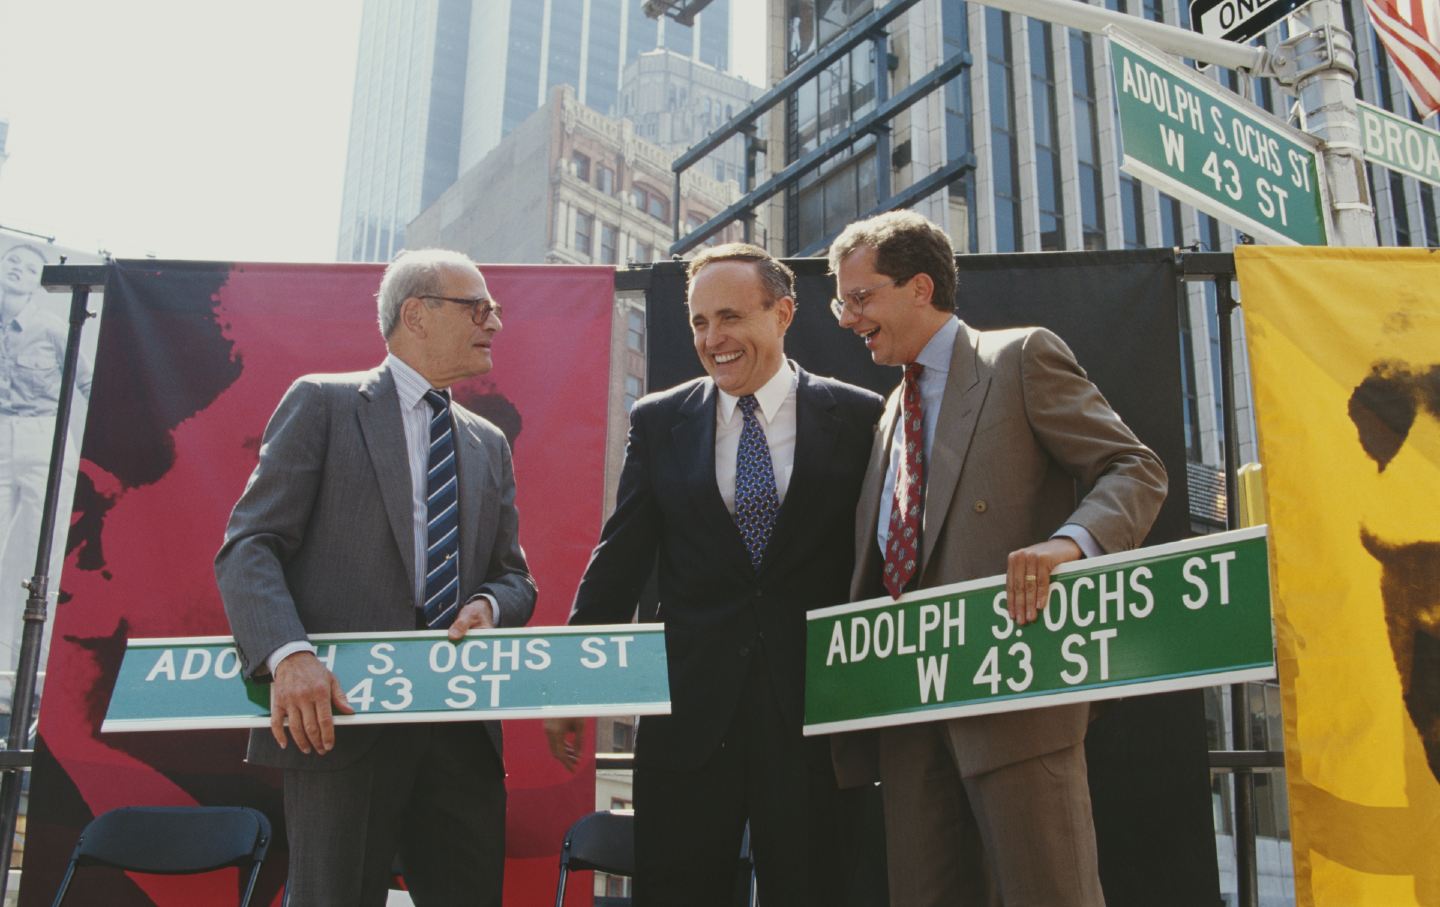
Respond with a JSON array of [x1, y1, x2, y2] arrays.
[[1238, 245, 1440, 906]]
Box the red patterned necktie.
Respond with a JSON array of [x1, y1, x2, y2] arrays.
[[883, 364, 925, 599]]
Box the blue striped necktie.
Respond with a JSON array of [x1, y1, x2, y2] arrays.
[[422, 390, 460, 628], [733, 394, 780, 572]]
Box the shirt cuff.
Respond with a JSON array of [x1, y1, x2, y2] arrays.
[[265, 640, 317, 677], [467, 593, 500, 627], [1053, 524, 1102, 559]]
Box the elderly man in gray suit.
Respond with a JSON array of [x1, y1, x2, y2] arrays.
[[829, 212, 1166, 906], [216, 249, 536, 906]]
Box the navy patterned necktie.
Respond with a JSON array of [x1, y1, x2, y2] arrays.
[[422, 390, 460, 628], [733, 394, 780, 572]]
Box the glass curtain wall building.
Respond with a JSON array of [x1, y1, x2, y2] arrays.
[[771, 0, 1438, 470], [338, 0, 731, 262]]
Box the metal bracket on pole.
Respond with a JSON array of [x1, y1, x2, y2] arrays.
[[1286, 0, 1377, 244], [1277, 21, 1358, 85]]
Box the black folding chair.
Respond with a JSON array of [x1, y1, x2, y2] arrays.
[[553, 810, 759, 907], [50, 806, 272, 907], [555, 809, 635, 907]]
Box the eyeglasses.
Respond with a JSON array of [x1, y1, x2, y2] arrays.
[[421, 295, 503, 324], [829, 278, 903, 321]]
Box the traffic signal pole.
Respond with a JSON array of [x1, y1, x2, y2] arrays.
[[972, 0, 1377, 244]]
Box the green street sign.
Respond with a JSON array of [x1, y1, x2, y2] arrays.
[[103, 625, 670, 733], [803, 527, 1274, 735], [1108, 30, 1330, 246], [1358, 100, 1440, 189]]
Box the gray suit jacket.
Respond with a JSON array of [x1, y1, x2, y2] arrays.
[[215, 362, 537, 771], [834, 320, 1166, 782]]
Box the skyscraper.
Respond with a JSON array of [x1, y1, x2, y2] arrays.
[[337, 0, 732, 262]]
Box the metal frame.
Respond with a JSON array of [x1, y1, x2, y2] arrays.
[[666, 0, 982, 256], [1179, 250, 1282, 907], [0, 264, 105, 901]]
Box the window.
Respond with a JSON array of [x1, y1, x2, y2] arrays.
[[1030, 21, 1064, 250], [1070, 30, 1105, 250], [633, 242, 653, 263], [633, 184, 670, 223], [987, 9, 1022, 252], [597, 164, 615, 195], [624, 374, 644, 411], [600, 223, 618, 264], [626, 309, 646, 353], [572, 150, 591, 181], [575, 211, 594, 256], [686, 211, 712, 245], [612, 720, 635, 751]]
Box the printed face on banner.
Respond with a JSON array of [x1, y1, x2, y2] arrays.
[[1348, 356, 1440, 784], [1, 244, 45, 297], [1241, 246, 1440, 903], [27, 261, 613, 906], [0, 233, 102, 717]]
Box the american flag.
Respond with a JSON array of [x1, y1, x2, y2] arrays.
[[1364, 0, 1440, 117]]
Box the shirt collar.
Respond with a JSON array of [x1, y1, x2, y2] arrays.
[[3, 298, 42, 331], [386, 352, 440, 410], [914, 316, 961, 376], [717, 360, 796, 423]]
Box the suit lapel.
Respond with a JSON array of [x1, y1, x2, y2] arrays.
[[356, 367, 417, 587], [921, 322, 991, 571], [765, 367, 838, 571], [669, 380, 752, 575], [852, 386, 900, 597]]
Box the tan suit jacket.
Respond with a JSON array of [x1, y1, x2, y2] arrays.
[[834, 319, 1167, 783]]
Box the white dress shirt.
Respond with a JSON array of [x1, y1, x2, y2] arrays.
[[714, 362, 798, 513], [876, 318, 1099, 559], [265, 354, 495, 674]]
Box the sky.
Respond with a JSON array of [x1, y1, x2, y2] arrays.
[[0, 0, 767, 263]]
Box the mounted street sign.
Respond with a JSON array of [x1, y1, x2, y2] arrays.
[[1108, 29, 1331, 245], [1189, 0, 1314, 43], [1358, 100, 1440, 188]]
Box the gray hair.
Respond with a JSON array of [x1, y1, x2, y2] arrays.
[[686, 242, 795, 309], [376, 248, 480, 338]]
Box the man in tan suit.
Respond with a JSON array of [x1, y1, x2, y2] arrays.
[[827, 211, 1167, 906]]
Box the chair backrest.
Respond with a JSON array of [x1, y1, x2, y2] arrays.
[[560, 809, 635, 876], [52, 806, 271, 907]]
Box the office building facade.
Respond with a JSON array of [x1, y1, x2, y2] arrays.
[[337, 0, 733, 262]]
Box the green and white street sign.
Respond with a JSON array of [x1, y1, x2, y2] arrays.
[[803, 527, 1274, 735], [103, 625, 670, 733], [1358, 101, 1440, 189], [1108, 29, 1330, 246]]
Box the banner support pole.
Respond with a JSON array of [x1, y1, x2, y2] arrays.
[[0, 263, 105, 901], [1216, 273, 1258, 907]]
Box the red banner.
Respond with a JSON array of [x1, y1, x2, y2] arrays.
[[21, 261, 613, 906]]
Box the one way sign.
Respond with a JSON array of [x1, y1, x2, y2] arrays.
[[1190, 0, 1315, 42]]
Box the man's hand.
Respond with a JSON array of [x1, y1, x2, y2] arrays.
[[447, 597, 497, 642], [270, 651, 354, 755], [544, 717, 586, 772], [1006, 537, 1083, 626]]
